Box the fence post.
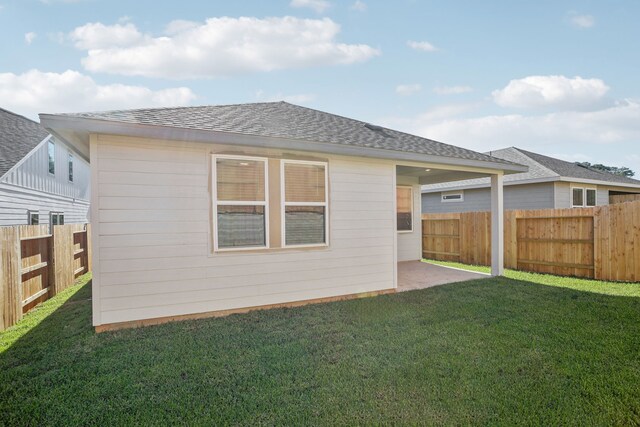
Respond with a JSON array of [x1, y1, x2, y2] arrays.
[[0, 227, 22, 331]]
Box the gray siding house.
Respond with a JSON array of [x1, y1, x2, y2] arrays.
[[422, 147, 640, 213], [0, 107, 90, 226]]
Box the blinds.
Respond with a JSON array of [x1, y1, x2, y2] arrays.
[[284, 163, 326, 203], [216, 158, 265, 201], [397, 187, 412, 231]]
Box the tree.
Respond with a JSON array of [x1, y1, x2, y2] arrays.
[[575, 162, 635, 177]]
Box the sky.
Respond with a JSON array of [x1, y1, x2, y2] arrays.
[[1, 0, 639, 174]]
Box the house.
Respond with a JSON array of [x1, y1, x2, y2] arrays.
[[40, 102, 527, 331], [422, 147, 640, 214], [0, 107, 90, 226]]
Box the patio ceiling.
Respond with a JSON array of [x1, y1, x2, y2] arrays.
[[396, 165, 494, 185]]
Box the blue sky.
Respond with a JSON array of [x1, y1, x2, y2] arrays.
[[1, 0, 639, 173]]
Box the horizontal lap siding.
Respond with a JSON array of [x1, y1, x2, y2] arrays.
[[422, 183, 554, 213], [0, 183, 90, 226], [96, 136, 395, 325]]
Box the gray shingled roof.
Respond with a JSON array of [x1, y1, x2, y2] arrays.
[[516, 148, 640, 185], [0, 108, 49, 178], [423, 147, 640, 191], [58, 101, 520, 167]]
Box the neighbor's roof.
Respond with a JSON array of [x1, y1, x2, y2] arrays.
[[422, 147, 640, 192], [0, 107, 50, 178], [44, 102, 525, 171]]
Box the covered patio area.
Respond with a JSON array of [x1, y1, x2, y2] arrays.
[[397, 261, 489, 292]]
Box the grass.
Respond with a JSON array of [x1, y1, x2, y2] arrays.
[[424, 259, 640, 297], [1, 272, 640, 425]]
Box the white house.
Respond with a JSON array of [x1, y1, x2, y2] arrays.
[[41, 102, 527, 331], [0, 107, 90, 226]]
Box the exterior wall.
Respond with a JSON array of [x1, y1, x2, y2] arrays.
[[396, 175, 421, 261], [554, 182, 636, 208], [422, 182, 555, 213], [92, 134, 397, 326], [0, 182, 89, 226], [0, 136, 90, 225]]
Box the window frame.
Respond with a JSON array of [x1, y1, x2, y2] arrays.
[[441, 191, 464, 203], [48, 140, 55, 175], [50, 211, 64, 226], [280, 159, 329, 248], [396, 185, 414, 233], [68, 152, 74, 182], [211, 154, 270, 252], [571, 187, 597, 207], [27, 210, 39, 225]]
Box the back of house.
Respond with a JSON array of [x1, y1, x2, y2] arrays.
[[0, 107, 90, 226], [422, 147, 640, 213]]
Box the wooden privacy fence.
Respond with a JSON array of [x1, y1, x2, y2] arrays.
[[610, 194, 640, 204], [0, 223, 91, 331], [422, 200, 640, 282]]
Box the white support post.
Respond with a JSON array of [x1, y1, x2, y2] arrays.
[[491, 173, 504, 276]]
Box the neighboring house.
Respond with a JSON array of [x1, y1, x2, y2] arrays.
[[0, 108, 90, 226], [422, 147, 640, 214], [41, 102, 527, 330]]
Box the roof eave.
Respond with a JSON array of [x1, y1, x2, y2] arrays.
[[39, 114, 528, 174]]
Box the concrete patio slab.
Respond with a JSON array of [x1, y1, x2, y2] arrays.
[[397, 261, 489, 292]]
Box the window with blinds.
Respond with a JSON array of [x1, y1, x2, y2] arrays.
[[282, 160, 328, 247], [396, 186, 413, 232], [213, 156, 268, 250]]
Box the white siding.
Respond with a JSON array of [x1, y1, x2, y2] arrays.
[[396, 175, 421, 261], [0, 182, 89, 226], [1, 136, 90, 201], [94, 135, 396, 326]]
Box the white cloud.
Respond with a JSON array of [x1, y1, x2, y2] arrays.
[[71, 17, 379, 79], [569, 13, 595, 28], [395, 84, 422, 96], [290, 0, 331, 13], [255, 90, 316, 104], [24, 32, 37, 45], [351, 1, 366, 11], [69, 22, 144, 49], [492, 75, 609, 110], [407, 40, 438, 52], [0, 69, 196, 119], [434, 85, 473, 95], [384, 100, 640, 174]]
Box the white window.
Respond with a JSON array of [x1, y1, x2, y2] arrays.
[[281, 160, 328, 247], [442, 191, 464, 203], [396, 186, 413, 232], [27, 210, 39, 225], [50, 212, 64, 226], [212, 155, 269, 251], [68, 152, 74, 182], [48, 140, 55, 175], [572, 187, 596, 207]]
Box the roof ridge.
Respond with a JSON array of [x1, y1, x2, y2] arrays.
[[511, 147, 561, 178], [56, 101, 287, 117]]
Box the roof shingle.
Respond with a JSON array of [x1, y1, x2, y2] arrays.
[[0, 108, 49, 178], [58, 101, 521, 167]]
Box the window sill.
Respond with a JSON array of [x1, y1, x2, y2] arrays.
[[397, 230, 413, 234], [210, 245, 330, 256]]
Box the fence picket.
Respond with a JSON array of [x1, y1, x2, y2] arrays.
[[422, 200, 640, 282]]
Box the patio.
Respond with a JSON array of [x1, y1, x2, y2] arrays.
[[397, 261, 489, 292]]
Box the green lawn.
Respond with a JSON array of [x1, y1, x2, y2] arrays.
[[1, 272, 640, 425]]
